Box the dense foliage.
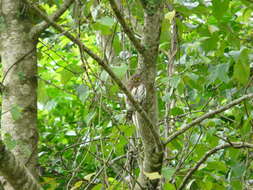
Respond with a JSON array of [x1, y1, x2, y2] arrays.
[[3, 0, 252, 189]]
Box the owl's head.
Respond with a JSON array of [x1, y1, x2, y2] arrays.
[[131, 73, 142, 83], [127, 71, 144, 90]]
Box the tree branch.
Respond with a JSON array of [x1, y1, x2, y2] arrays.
[[30, 0, 75, 38], [108, 0, 146, 56], [164, 93, 253, 145], [24, 0, 163, 150], [0, 141, 42, 190], [178, 142, 253, 190]]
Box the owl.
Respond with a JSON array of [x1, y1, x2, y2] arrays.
[[125, 72, 146, 186], [126, 72, 146, 122]]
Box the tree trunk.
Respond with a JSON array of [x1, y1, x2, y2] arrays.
[[0, 141, 42, 190], [135, 4, 164, 190], [0, 0, 38, 189]]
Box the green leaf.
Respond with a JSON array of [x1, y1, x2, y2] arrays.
[[231, 180, 242, 190], [208, 63, 230, 84], [115, 137, 127, 155], [97, 16, 115, 28], [212, 183, 226, 190], [164, 183, 176, 190], [69, 64, 83, 74], [231, 48, 250, 85], [111, 64, 128, 78], [230, 48, 249, 63], [160, 19, 171, 43], [119, 125, 134, 137], [170, 76, 181, 88], [60, 70, 75, 84], [76, 85, 90, 103], [10, 105, 22, 121], [162, 167, 176, 180], [169, 138, 182, 150], [70, 181, 83, 190], [240, 118, 251, 138], [183, 73, 202, 90], [233, 57, 250, 85], [201, 35, 219, 51], [92, 184, 103, 190], [42, 177, 59, 190], [170, 107, 184, 116], [212, 0, 229, 19], [231, 163, 245, 178], [207, 161, 227, 172], [93, 16, 115, 35], [241, 8, 252, 22], [112, 35, 122, 54], [206, 129, 219, 147], [198, 180, 213, 190], [38, 80, 49, 103], [165, 10, 176, 23], [228, 148, 240, 161]]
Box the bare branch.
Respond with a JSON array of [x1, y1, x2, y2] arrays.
[[30, 0, 75, 38], [108, 0, 146, 56], [23, 0, 163, 150], [164, 93, 253, 145], [0, 141, 42, 190], [178, 142, 253, 190]]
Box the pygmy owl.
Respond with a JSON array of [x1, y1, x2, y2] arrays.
[[126, 72, 146, 121]]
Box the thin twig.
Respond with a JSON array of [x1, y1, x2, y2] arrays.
[[1, 47, 36, 84]]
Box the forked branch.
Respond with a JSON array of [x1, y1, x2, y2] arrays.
[[24, 0, 163, 150], [108, 0, 146, 56], [30, 0, 75, 38]]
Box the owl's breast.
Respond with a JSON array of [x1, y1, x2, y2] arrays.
[[131, 83, 146, 104]]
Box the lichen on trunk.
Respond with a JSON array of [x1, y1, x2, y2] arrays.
[[0, 0, 39, 189]]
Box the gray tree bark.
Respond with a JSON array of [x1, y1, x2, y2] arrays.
[[134, 3, 164, 189], [0, 141, 42, 190], [0, 0, 74, 188], [0, 0, 38, 189]]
